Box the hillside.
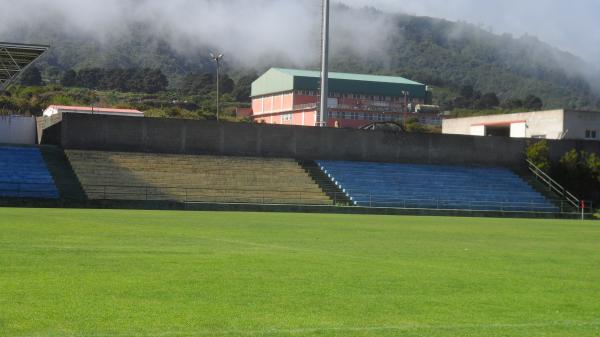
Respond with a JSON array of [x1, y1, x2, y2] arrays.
[[3, 5, 600, 111]]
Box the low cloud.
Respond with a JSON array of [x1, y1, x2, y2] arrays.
[[0, 0, 395, 69]]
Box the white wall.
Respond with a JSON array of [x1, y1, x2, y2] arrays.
[[563, 110, 600, 141], [510, 122, 527, 138], [443, 110, 566, 139], [470, 125, 485, 136], [0, 116, 37, 145]]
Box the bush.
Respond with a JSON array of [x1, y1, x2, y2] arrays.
[[555, 150, 600, 202], [525, 140, 550, 171]]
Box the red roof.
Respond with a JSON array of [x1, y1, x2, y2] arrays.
[[48, 105, 144, 114], [471, 120, 526, 127]]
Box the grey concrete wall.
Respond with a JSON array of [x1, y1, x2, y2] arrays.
[[0, 116, 37, 145], [60, 113, 600, 168]]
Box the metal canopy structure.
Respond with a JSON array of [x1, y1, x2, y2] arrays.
[[0, 42, 49, 91]]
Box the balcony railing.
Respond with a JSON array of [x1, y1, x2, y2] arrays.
[[293, 103, 408, 113]]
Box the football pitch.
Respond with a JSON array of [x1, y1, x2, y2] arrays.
[[1, 208, 599, 337]]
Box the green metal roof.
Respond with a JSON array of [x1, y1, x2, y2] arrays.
[[251, 67, 426, 99]]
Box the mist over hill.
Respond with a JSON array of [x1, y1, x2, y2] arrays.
[[2, 1, 599, 110]]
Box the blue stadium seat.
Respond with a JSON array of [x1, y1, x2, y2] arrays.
[[0, 147, 59, 199], [316, 160, 558, 212]]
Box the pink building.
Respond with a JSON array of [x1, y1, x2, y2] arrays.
[[251, 68, 437, 128]]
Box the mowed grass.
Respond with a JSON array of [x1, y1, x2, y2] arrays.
[[1, 208, 600, 337]]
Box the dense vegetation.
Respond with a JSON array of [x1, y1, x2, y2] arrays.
[[526, 140, 600, 203], [61, 68, 169, 93], [0, 83, 251, 121], [2, 6, 600, 117]]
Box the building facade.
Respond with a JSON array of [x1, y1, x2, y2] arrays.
[[250, 68, 437, 128], [442, 109, 600, 141]]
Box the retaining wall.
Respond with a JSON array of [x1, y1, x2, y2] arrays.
[[59, 114, 600, 168]]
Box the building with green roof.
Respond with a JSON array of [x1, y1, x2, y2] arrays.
[[250, 68, 435, 128]]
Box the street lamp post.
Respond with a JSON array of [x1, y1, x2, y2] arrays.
[[210, 52, 224, 121]]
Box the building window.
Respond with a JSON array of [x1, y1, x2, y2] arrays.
[[585, 130, 597, 139], [282, 114, 292, 122]]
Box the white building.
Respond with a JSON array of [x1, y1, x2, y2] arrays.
[[43, 105, 144, 118], [442, 109, 599, 141]]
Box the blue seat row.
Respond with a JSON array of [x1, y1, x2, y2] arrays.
[[0, 147, 59, 199], [317, 160, 558, 212]]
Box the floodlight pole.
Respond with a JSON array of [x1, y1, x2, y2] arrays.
[[319, 0, 330, 127], [211, 53, 224, 121]]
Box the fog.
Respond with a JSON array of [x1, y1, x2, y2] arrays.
[[344, 0, 600, 69], [0, 0, 393, 69], [0, 0, 597, 74]]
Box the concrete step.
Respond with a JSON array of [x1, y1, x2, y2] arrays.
[[40, 146, 87, 200]]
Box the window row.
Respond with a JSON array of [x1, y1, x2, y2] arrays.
[[329, 111, 397, 121], [295, 90, 419, 102]]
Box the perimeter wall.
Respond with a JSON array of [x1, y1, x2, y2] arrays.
[[59, 114, 600, 168], [0, 116, 37, 145]]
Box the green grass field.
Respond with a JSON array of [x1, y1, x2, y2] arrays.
[[1, 208, 600, 337]]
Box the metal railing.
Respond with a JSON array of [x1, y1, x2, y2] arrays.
[[333, 191, 579, 213], [292, 103, 408, 113], [526, 159, 580, 210], [0, 180, 593, 215]]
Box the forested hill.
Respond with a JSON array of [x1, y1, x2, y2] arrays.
[[4, 6, 600, 110]]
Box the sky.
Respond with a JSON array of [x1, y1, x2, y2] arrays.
[[343, 0, 600, 68]]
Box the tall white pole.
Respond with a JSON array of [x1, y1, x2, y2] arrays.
[[216, 58, 220, 122], [210, 53, 223, 121], [319, 0, 330, 127]]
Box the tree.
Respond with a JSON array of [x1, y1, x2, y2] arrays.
[[525, 140, 550, 171], [559, 149, 580, 173], [403, 117, 427, 133], [557, 150, 591, 199], [477, 92, 500, 109], [61, 69, 78, 87], [524, 95, 543, 110], [453, 96, 470, 109], [77, 68, 103, 89], [19, 66, 42, 86], [58, 68, 169, 93], [501, 98, 524, 109], [232, 73, 257, 102], [180, 73, 214, 96], [459, 85, 474, 100], [584, 152, 600, 184], [141, 69, 169, 94], [218, 74, 235, 94]]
